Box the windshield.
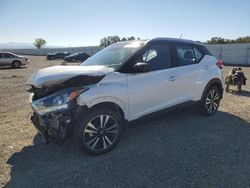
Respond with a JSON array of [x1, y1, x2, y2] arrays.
[[80, 41, 145, 69]]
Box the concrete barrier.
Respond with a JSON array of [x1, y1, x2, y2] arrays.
[[3, 46, 103, 56], [207, 43, 250, 65]]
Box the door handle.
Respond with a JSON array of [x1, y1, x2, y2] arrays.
[[168, 76, 177, 81]]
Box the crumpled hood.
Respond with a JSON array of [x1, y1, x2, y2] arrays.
[[26, 65, 114, 88]]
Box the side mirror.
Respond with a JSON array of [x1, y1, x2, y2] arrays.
[[133, 62, 150, 73]]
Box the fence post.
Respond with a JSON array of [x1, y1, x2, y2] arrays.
[[219, 47, 223, 60], [246, 47, 250, 66]]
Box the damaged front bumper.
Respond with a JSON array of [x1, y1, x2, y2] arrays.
[[31, 108, 77, 143], [29, 87, 88, 143], [26, 65, 109, 143]]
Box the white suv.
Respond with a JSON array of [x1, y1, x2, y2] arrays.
[[26, 38, 224, 155]]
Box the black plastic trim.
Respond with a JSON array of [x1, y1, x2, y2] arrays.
[[201, 78, 224, 99]]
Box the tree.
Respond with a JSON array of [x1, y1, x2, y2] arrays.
[[121, 37, 127, 41], [206, 36, 250, 44], [99, 36, 141, 47], [127, 36, 135, 40], [99, 36, 120, 47], [235, 36, 250, 43], [33, 38, 46, 49], [207, 37, 226, 44]]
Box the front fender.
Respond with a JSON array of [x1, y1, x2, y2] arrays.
[[77, 83, 129, 120]]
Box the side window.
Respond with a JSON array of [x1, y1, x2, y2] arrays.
[[176, 46, 195, 66], [139, 45, 171, 71], [194, 47, 204, 62], [2, 53, 13, 58], [143, 49, 157, 62]]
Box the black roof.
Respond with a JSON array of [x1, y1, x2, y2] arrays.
[[147, 37, 202, 46], [116, 38, 203, 46]]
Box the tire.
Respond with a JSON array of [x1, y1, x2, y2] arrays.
[[200, 86, 221, 116], [225, 84, 229, 92], [12, 60, 21, 68], [74, 106, 123, 155], [237, 84, 242, 92]]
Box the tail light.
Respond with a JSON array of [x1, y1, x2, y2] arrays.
[[216, 60, 224, 69]]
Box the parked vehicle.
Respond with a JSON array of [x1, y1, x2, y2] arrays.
[[64, 52, 90, 62], [47, 52, 70, 60], [26, 38, 224, 155], [0, 52, 29, 68]]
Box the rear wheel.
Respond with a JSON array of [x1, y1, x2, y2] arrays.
[[12, 60, 21, 68], [74, 107, 122, 155], [200, 86, 221, 116]]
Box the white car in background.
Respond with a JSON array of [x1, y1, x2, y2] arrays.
[[0, 52, 29, 68], [26, 38, 224, 155]]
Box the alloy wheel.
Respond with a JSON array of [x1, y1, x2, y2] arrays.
[[13, 61, 20, 68], [205, 89, 220, 113], [83, 115, 118, 151]]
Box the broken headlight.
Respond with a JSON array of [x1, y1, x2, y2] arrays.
[[31, 87, 88, 115]]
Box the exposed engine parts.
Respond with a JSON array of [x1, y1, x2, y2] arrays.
[[31, 110, 74, 143]]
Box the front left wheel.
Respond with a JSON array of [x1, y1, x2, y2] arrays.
[[12, 60, 21, 68], [74, 107, 123, 155]]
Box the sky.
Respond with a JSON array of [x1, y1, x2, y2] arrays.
[[0, 0, 250, 47]]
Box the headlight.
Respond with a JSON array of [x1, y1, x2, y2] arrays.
[[26, 85, 33, 92], [31, 87, 88, 115]]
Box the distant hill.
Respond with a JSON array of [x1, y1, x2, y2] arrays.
[[0, 42, 64, 49]]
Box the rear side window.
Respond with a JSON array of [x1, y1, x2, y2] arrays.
[[140, 45, 171, 71], [176, 45, 204, 66], [193, 47, 204, 62], [2, 53, 14, 58], [176, 46, 195, 66]]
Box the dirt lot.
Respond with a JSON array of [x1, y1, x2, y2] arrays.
[[0, 56, 250, 187]]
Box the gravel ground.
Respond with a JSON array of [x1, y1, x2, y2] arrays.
[[0, 56, 250, 188]]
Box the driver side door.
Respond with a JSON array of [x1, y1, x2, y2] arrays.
[[126, 44, 180, 120]]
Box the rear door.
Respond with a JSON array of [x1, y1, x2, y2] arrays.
[[174, 45, 206, 102], [127, 44, 180, 120], [0, 53, 13, 66]]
